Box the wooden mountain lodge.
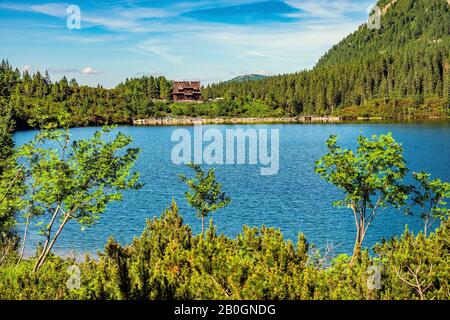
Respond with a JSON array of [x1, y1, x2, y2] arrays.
[[172, 81, 202, 102]]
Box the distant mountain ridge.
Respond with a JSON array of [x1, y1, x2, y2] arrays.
[[225, 74, 268, 83]]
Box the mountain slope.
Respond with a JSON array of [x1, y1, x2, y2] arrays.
[[202, 0, 450, 118], [317, 0, 450, 67], [225, 74, 268, 83]]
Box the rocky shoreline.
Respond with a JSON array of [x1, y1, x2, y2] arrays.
[[132, 116, 343, 126]]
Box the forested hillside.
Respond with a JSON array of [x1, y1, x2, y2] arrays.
[[202, 0, 450, 118], [0, 61, 173, 128], [1, 0, 449, 128]]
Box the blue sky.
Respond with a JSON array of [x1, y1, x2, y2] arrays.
[[0, 0, 375, 87]]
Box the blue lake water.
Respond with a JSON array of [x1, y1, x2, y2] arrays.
[[13, 121, 450, 257]]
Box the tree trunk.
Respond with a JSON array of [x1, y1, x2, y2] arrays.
[[33, 213, 70, 272], [424, 216, 430, 237], [33, 205, 61, 271], [350, 224, 364, 266], [350, 241, 361, 266], [0, 239, 14, 266], [201, 215, 205, 236], [0, 168, 22, 204], [16, 217, 30, 267]]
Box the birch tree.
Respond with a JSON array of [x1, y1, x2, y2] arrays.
[[16, 126, 141, 272], [180, 164, 230, 235], [315, 134, 409, 265]]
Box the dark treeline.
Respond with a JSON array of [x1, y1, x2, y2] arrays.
[[202, 0, 450, 118], [0, 61, 173, 128]]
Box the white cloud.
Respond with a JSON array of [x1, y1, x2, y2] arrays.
[[134, 71, 164, 77], [81, 67, 102, 75], [116, 7, 175, 20], [48, 67, 103, 75], [0, 1, 255, 32], [133, 40, 183, 64], [30, 3, 67, 17], [284, 0, 371, 19], [254, 70, 274, 76], [47, 68, 78, 74], [194, 21, 361, 64], [244, 51, 294, 62], [56, 35, 126, 43], [1, 0, 373, 84], [82, 14, 140, 30]]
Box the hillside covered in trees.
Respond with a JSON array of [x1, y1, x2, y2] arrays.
[[202, 0, 450, 118], [1, 0, 450, 130], [0, 61, 173, 128]]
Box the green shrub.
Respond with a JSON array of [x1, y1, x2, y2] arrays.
[[1, 202, 449, 300]]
